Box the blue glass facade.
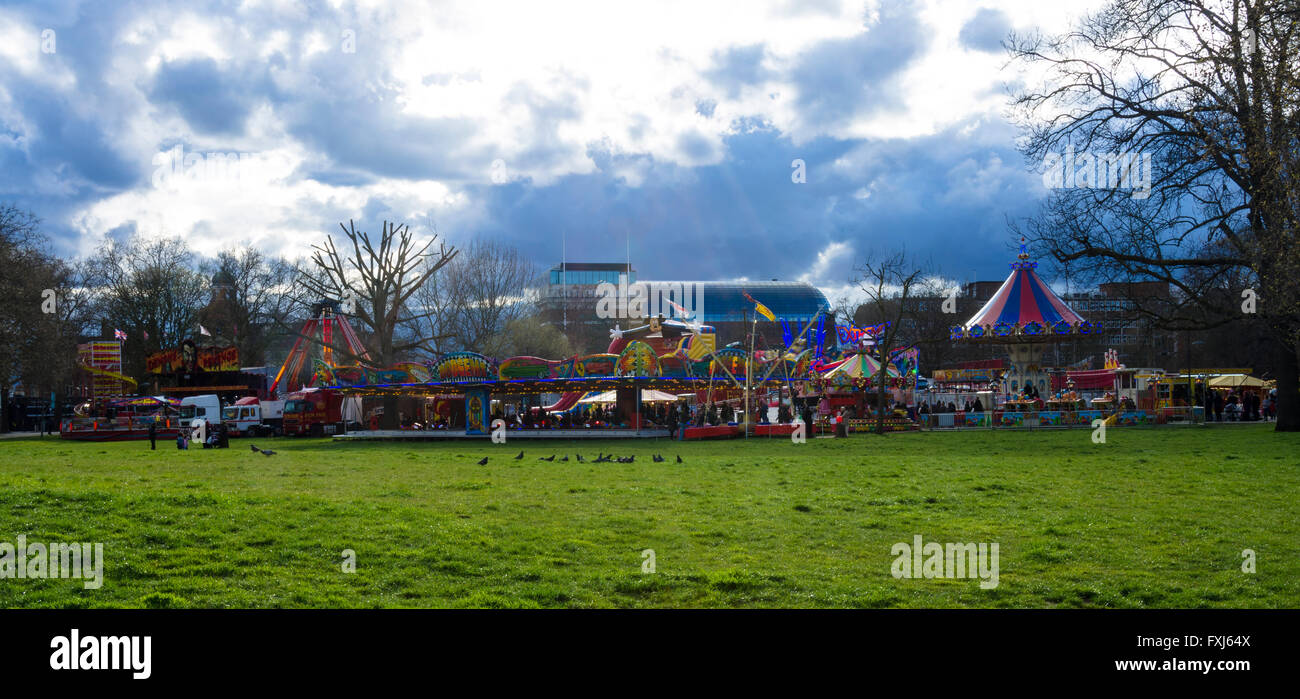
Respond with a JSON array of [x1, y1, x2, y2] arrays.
[[654, 281, 830, 323]]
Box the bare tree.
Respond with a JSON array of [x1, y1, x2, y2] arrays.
[[412, 238, 538, 357], [201, 246, 294, 365], [297, 219, 458, 365], [0, 206, 88, 431], [847, 251, 938, 434], [1009, 0, 1300, 430], [85, 235, 208, 381]]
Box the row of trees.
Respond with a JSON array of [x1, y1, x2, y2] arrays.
[[0, 209, 565, 431]]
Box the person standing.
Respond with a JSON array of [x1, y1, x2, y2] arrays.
[[148, 419, 157, 451], [1213, 391, 1224, 422]]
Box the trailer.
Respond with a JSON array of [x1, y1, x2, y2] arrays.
[[282, 388, 362, 437]]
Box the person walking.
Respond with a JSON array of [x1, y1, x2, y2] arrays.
[[1213, 391, 1224, 422], [148, 419, 157, 450]]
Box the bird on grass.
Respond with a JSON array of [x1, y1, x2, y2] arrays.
[[249, 444, 260, 453], [514, 451, 524, 460], [477, 457, 488, 465], [560, 456, 569, 462], [676, 455, 683, 463], [652, 454, 664, 462], [260, 449, 276, 456], [540, 455, 555, 462], [575, 454, 585, 463]]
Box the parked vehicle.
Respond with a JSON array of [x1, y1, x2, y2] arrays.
[[222, 396, 285, 437], [282, 388, 362, 437], [179, 394, 223, 428]]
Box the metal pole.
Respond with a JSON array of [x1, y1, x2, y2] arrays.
[[746, 312, 757, 438]]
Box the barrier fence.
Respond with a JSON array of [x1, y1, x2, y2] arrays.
[[919, 406, 1206, 430]]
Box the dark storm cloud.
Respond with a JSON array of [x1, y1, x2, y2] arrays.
[[451, 119, 1042, 284], [959, 8, 1013, 53], [149, 58, 260, 135], [788, 1, 927, 131]]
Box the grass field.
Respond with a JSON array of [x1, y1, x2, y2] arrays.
[[0, 425, 1296, 608]]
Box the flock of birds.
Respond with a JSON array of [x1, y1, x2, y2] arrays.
[[245, 442, 677, 466], [475, 451, 682, 466]]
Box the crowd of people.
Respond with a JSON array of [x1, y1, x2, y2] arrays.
[[1205, 389, 1274, 422]]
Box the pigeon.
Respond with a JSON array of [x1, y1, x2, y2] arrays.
[[575, 454, 585, 463], [249, 444, 260, 452], [514, 451, 524, 460], [260, 449, 276, 456], [477, 457, 488, 465], [653, 454, 664, 462], [539, 455, 555, 462], [560, 456, 569, 462], [676, 455, 683, 463]]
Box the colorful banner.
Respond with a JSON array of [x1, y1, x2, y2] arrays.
[[197, 346, 240, 372], [146, 345, 239, 373], [835, 322, 887, 346]]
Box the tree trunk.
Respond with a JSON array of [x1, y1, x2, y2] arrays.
[[1273, 338, 1299, 432], [0, 385, 9, 433]]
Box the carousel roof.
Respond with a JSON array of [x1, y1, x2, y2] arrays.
[[822, 352, 901, 380], [952, 241, 1090, 343]]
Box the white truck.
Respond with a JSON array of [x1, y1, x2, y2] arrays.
[[179, 394, 222, 427], [222, 397, 285, 437]]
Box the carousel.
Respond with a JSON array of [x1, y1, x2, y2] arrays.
[[949, 240, 1093, 426]]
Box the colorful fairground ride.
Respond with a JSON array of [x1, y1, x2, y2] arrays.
[[941, 242, 1202, 429], [305, 288, 929, 438]]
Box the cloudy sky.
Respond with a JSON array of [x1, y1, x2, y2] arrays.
[[0, 0, 1107, 301]]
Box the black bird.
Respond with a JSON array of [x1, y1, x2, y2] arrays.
[[260, 449, 276, 456], [652, 454, 664, 462], [676, 455, 683, 463], [514, 451, 524, 460], [540, 455, 555, 462], [575, 454, 585, 463], [560, 456, 569, 462], [249, 444, 260, 452], [476, 457, 488, 465]]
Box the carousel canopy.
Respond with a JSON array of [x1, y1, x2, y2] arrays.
[[953, 241, 1088, 342], [822, 352, 901, 380]]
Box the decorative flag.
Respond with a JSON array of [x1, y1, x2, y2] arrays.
[[113, 329, 127, 341], [742, 291, 776, 322], [199, 325, 211, 337]]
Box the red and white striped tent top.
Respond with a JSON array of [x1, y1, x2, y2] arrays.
[[957, 243, 1088, 341]]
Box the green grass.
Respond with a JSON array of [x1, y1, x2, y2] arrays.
[[0, 425, 1296, 608]]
